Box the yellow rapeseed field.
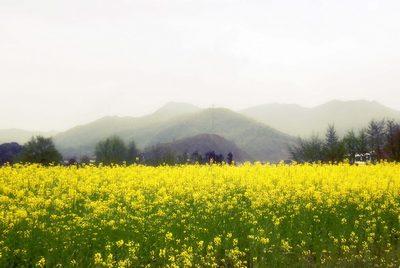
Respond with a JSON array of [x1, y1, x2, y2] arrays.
[[0, 163, 399, 267]]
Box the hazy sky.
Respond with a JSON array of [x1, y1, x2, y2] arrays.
[[1, 0, 400, 131]]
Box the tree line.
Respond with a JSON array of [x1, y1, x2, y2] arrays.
[[0, 136, 62, 165], [0, 136, 235, 166], [93, 136, 234, 166], [290, 119, 400, 163], [142, 145, 233, 166], [1, 118, 399, 166]]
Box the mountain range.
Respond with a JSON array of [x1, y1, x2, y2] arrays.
[[241, 100, 400, 137], [53, 104, 294, 162], [1, 100, 399, 162]]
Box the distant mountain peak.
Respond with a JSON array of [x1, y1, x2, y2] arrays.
[[316, 99, 383, 107], [242, 99, 400, 137], [154, 102, 200, 113], [147, 102, 200, 120]]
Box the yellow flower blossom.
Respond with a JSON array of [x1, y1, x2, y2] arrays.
[[0, 163, 399, 267]]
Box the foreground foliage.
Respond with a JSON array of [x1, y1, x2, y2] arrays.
[[0, 163, 399, 267]]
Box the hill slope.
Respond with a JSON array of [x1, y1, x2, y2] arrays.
[[241, 100, 400, 137], [54, 106, 295, 162], [53, 102, 200, 157], [145, 108, 295, 162]]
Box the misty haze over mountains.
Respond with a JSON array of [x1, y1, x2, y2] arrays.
[[1, 100, 399, 162], [241, 100, 400, 136], [52, 104, 294, 162]]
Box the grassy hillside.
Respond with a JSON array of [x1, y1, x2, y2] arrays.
[[241, 100, 400, 137], [54, 106, 294, 162], [145, 108, 295, 162], [53, 103, 200, 157]]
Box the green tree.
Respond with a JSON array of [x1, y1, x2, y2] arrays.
[[144, 145, 176, 166], [343, 130, 358, 163], [0, 142, 22, 165], [126, 140, 140, 164], [95, 136, 127, 165], [19, 136, 62, 165], [357, 129, 369, 154], [323, 125, 345, 163], [290, 135, 324, 163], [366, 119, 386, 160], [384, 120, 400, 161]]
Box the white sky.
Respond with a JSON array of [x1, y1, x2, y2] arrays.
[[1, 0, 400, 131]]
